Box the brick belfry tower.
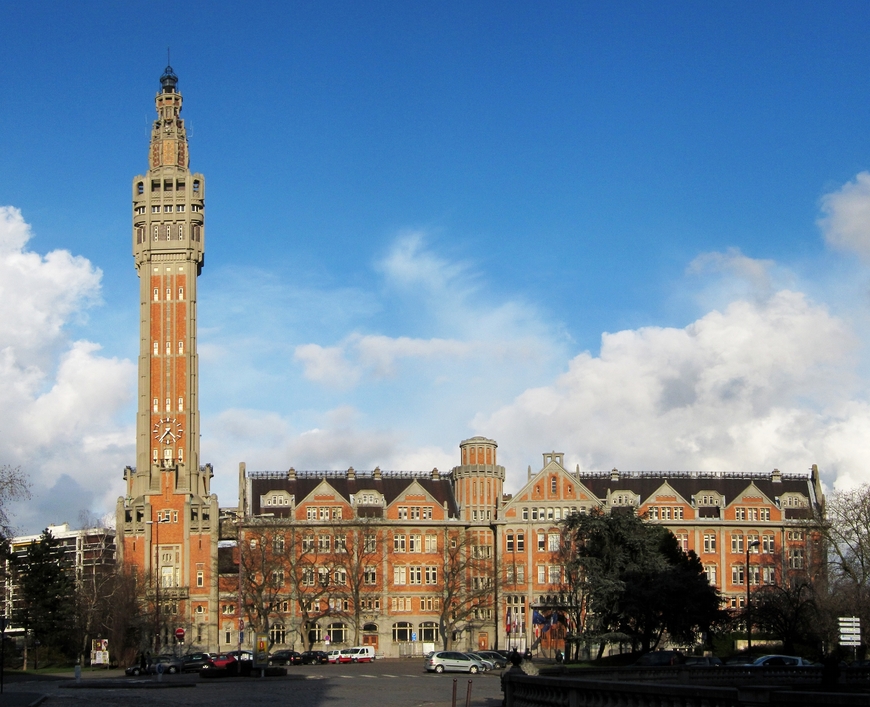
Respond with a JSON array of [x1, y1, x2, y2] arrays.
[[117, 65, 219, 652]]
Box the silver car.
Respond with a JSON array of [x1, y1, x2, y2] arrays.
[[425, 651, 485, 674]]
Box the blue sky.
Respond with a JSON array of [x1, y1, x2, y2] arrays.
[[4, 2, 870, 532]]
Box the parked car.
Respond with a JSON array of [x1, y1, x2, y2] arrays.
[[269, 650, 303, 666], [684, 656, 723, 667], [301, 650, 330, 664], [201, 653, 239, 674], [182, 652, 214, 672], [338, 646, 376, 663], [466, 652, 495, 671], [751, 655, 813, 667], [635, 650, 685, 667], [327, 649, 342, 663], [226, 650, 254, 662], [425, 651, 485, 674], [125, 664, 147, 676], [475, 651, 507, 669], [147, 654, 184, 674]]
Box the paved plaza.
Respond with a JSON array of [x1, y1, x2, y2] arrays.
[[2, 659, 505, 707]]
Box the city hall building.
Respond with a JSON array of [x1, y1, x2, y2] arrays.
[[116, 68, 824, 658]]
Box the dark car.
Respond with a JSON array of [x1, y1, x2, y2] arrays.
[[146, 654, 184, 674], [269, 650, 303, 666], [182, 652, 214, 672], [301, 650, 330, 664], [684, 656, 723, 667], [635, 650, 685, 667]]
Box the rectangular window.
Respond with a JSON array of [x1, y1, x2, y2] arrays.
[[548, 533, 560, 552], [334, 568, 346, 585], [319, 507, 329, 520], [177, 204, 185, 213], [506, 534, 514, 552], [731, 534, 744, 553], [152, 205, 160, 213], [409, 566, 422, 584], [398, 506, 408, 519], [318, 535, 331, 552], [165, 341, 171, 355], [762, 566, 776, 584], [736, 508, 746, 521], [760, 508, 770, 521], [425, 566, 437, 584], [364, 566, 377, 584], [154, 288, 159, 301], [703, 533, 716, 553], [548, 566, 561, 584], [178, 287, 184, 300], [537, 532, 545, 551], [516, 533, 525, 551], [409, 534, 421, 552], [537, 565, 545, 584], [178, 397, 183, 411], [704, 564, 717, 585], [731, 565, 745, 585], [364, 534, 377, 553], [531, 508, 538, 520], [394, 535, 406, 552], [306, 508, 317, 520], [676, 533, 688, 551], [674, 507, 684, 520], [422, 507, 432, 519], [762, 534, 775, 553], [648, 506, 659, 520], [424, 535, 437, 552], [302, 535, 314, 552], [153, 398, 159, 413], [747, 534, 759, 552], [165, 398, 170, 412], [302, 568, 315, 586], [522, 508, 529, 520], [332, 507, 342, 519], [748, 565, 760, 586], [393, 566, 407, 585], [789, 548, 804, 569], [516, 565, 525, 583], [410, 507, 421, 520]]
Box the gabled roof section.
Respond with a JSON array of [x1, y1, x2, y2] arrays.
[[247, 469, 459, 518], [639, 481, 691, 507]]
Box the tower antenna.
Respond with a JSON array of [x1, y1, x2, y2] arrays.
[[167, 47, 171, 66]]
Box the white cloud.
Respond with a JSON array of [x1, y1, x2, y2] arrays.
[[479, 288, 867, 493], [0, 207, 134, 533], [818, 171, 870, 261]]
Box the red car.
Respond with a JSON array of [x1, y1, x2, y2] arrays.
[[201, 653, 238, 673]]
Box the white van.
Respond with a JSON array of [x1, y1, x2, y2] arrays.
[[338, 646, 375, 663]]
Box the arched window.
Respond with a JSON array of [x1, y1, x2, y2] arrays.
[[363, 623, 378, 633], [392, 622, 413, 642], [153, 288, 159, 301], [419, 622, 439, 642], [178, 341, 184, 355], [137, 182, 144, 195], [166, 288, 171, 300], [178, 287, 184, 300], [153, 342, 159, 355], [153, 398, 159, 413], [177, 397, 183, 412], [270, 624, 286, 645], [327, 622, 347, 643]]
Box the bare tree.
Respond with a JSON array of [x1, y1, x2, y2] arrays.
[[238, 523, 292, 649], [328, 521, 384, 645], [0, 465, 30, 538], [283, 527, 339, 651], [436, 527, 497, 650]]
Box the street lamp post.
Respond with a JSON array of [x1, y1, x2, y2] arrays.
[[146, 516, 170, 653], [746, 539, 761, 654]]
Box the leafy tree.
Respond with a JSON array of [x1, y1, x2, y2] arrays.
[[12, 529, 76, 656], [751, 578, 819, 654], [562, 508, 722, 657]]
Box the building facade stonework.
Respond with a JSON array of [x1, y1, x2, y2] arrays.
[[116, 70, 825, 659], [117, 66, 219, 652]]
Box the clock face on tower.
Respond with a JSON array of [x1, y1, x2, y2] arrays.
[[153, 417, 184, 445]]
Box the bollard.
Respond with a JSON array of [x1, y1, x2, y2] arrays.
[[466, 680, 473, 707], [74, 664, 81, 684], [452, 678, 458, 707]]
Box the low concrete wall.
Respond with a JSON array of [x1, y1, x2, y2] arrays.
[[502, 669, 870, 707]]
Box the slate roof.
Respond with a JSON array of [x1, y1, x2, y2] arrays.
[[248, 471, 460, 518], [574, 471, 819, 510]]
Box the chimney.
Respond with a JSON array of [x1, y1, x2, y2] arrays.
[[611, 468, 619, 482], [771, 468, 782, 483], [287, 467, 296, 480], [431, 467, 440, 479], [347, 466, 355, 480], [373, 466, 382, 480]]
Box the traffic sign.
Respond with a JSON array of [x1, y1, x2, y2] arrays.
[[175, 627, 185, 641]]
